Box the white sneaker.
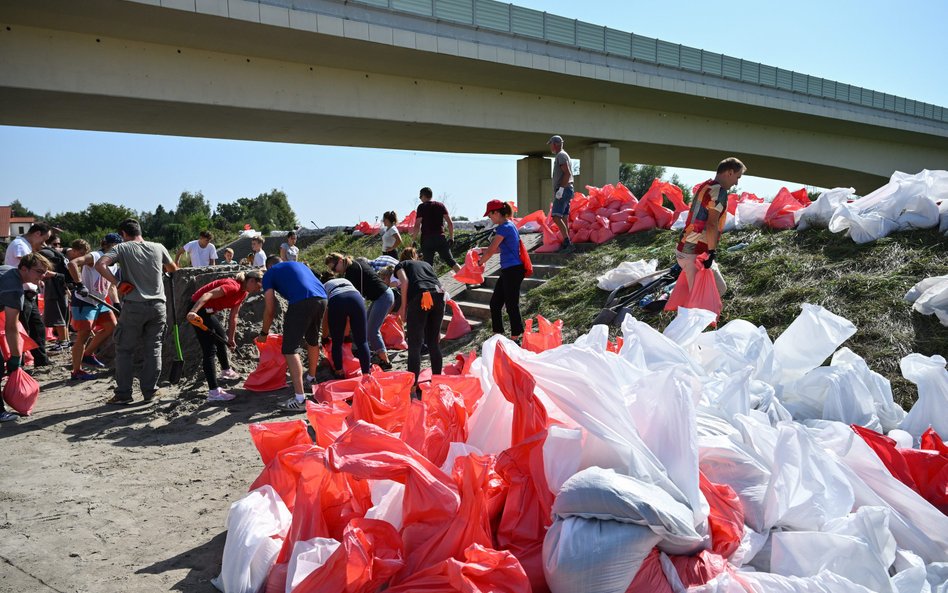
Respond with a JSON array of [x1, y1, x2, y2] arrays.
[[207, 388, 236, 402], [219, 369, 241, 381], [279, 397, 306, 412]]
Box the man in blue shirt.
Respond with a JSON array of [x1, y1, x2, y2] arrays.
[[258, 256, 328, 412]]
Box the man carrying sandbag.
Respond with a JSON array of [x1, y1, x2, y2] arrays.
[[0, 252, 54, 422], [674, 157, 746, 297]]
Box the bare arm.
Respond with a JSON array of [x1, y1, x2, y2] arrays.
[[478, 235, 504, 266], [175, 247, 185, 266], [226, 301, 241, 348], [163, 262, 179, 273], [396, 269, 409, 319], [95, 254, 118, 285], [67, 253, 94, 284], [187, 287, 226, 317], [259, 289, 277, 337], [412, 219, 421, 244]]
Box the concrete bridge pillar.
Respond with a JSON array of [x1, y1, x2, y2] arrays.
[[574, 142, 620, 193], [516, 155, 552, 214]]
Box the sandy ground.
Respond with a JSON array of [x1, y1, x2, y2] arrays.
[[0, 333, 466, 593]]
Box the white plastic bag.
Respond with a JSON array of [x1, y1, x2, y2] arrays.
[[770, 532, 894, 593], [796, 187, 854, 231], [772, 304, 856, 384], [735, 201, 769, 229], [213, 485, 292, 593], [596, 258, 658, 291], [905, 275, 948, 328], [663, 307, 717, 347], [365, 479, 405, 530], [899, 353, 948, 441], [285, 538, 341, 593]]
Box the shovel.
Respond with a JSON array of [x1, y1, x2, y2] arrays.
[[167, 274, 184, 385], [188, 316, 229, 346], [80, 290, 120, 315]]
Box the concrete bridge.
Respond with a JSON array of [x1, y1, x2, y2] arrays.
[[2, 0, 947, 211]]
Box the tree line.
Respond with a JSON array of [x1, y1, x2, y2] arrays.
[[11, 190, 298, 250]]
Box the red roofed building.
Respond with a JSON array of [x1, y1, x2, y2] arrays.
[[0, 206, 37, 239]]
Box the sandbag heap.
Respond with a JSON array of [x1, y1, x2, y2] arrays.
[[215, 304, 948, 593], [905, 276, 948, 328]]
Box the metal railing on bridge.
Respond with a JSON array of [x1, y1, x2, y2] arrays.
[[331, 0, 945, 124]]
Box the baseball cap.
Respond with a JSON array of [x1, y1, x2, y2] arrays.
[[547, 135, 564, 145], [484, 199, 507, 216], [103, 233, 123, 245]]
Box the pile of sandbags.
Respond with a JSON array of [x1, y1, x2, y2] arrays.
[[905, 275, 948, 328], [215, 306, 948, 593]]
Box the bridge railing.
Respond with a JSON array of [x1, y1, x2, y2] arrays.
[[341, 0, 946, 124]]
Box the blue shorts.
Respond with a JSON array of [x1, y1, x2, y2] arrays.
[[551, 185, 574, 217], [71, 302, 110, 322]]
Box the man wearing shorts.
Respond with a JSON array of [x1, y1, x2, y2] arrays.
[[412, 187, 460, 272], [258, 255, 328, 412], [67, 234, 123, 380], [548, 135, 575, 253]]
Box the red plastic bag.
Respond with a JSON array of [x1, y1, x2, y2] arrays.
[[355, 221, 380, 236], [453, 249, 485, 285], [314, 376, 361, 404], [627, 548, 731, 593], [385, 544, 530, 593], [518, 240, 533, 278], [492, 344, 555, 593], [420, 383, 470, 467], [322, 340, 364, 378], [381, 314, 408, 350], [1, 368, 39, 415], [244, 334, 288, 392], [664, 273, 690, 312], [327, 421, 460, 582], [248, 419, 312, 465], [442, 351, 477, 377], [351, 372, 414, 433], [424, 374, 484, 413], [396, 210, 417, 234], [686, 254, 721, 322], [764, 187, 808, 229], [445, 299, 472, 340], [305, 400, 351, 447], [521, 315, 563, 353], [699, 472, 744, 558], [0, 311, 39, 360], [535, 218, 563, 253], [514, 209, 548, 230], [922, 427, 948, 456], [854, 425, 948, 513]]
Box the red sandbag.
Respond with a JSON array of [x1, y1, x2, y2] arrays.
[[686, 254, 721, 322], [0, 311, 39, 360], [322, 340, 364, 378], [606, 336, 623, 353], [628, 215, 656, 233], [922, 427, 948, 456], [381, 314, 408, 350], [535, 220, 563, 253], [493, 344, 555, 593], [442, 351, 477, 377], [521, 316, 563, 354], [1, 368, 39, 415], [700, 472, 744, 558], [351, 372, 414, 433], [243, 334, 288, 392], [396, 210, 417, 234], [515, 210, 548, 230], [292, 518, 405, 593], [248, 419, 312, 465], [445, 299, 472, 339], [610, 221, 632, 234], [385, 544, 530, 593], [614, 182, 638, 205], [854, 425, 948, 513], [852, 425, 917, 489], [306, 399, 351, 447], [327, 421, 460, 582], [663, 273, 690, 312], [314, 376, 361, 403], [764, 187, 807, 229], [355, 221, 381, 236], [608, 209, 634, 222], [453, 249, 485, 285], [424, 374, 484, 413], [421, 383, 470, 467], [590, 227, 615, 244], [790, 187, 812, 207], [626, 548, 731, 593]]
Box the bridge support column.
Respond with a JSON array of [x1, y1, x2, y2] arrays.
[[574, 142, 620, 192], [517, 155, 551, 213]]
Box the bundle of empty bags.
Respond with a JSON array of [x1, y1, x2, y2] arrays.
[[214, 303, 948, 593]]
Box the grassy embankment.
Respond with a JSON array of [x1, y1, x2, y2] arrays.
[[296, 227, 948, 408]]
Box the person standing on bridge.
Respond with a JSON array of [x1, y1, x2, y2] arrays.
[[412, 187, 460, 273], [548, 135, 575, 253], [675, 157, 746, 299]]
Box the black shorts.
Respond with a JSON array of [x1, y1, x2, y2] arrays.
[[43, 285, 69, 327], [281, 297, 327, 354]]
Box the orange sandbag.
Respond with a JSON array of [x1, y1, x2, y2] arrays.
[[453, 249, 485, 285], [521, 315, 563, 354], [248, 419, 312, 465], [243, 334, 288, 392], [535, 220, 563, 253], [628, 215, 657, 233], [381, 314, 408, 350], [305, 400, 351, 447], [589, 227, 615, 244], [445, 299, 472, 339], [322, 340, 364, 378], [613, 182, 638, 204], [699, 472, 744, 558], [0, 311, 39, 360], [351, 372, 414, 433], [686, 254, 721, 322], [2, 368, 39, 415], [493, 344, 555, 593]]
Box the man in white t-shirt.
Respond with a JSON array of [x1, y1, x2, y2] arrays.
[[3, 222, 52, 365], [175, 230, 217, 267]]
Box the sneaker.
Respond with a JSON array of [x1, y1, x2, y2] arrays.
[[207, 388, 236, 402], [278, 397, 306, 413], [304, 372, 318, 385], [70, 369, 98, 381], [82, 355, 106, 369], [219, 368, 241, 381], [0, 410, 19, 422], [142, 389, 163, 403], [106, 395, 134, 406], [376, 359, 393, 371]]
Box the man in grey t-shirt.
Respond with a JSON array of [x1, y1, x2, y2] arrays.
[[548, 135, 575, 253], [95, 218, 178, 405]]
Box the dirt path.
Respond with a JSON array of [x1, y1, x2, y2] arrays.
[[0, 357, 305, 593]]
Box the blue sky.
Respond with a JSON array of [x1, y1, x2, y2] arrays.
[[1, 0, 945, 227]]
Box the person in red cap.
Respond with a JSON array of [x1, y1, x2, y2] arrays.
[[478, 200, 525, 340]]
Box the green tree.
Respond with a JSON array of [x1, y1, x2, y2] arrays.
[[9, 199, 37, 218], [619, 163, 692, 205], [174, 191, 211, 219]]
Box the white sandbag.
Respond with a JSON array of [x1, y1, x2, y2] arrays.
[[735, 201, 769, 229], [700, 367, 754, 422], [213, 485, 292, 593], [543, 516, 660, 593], [466, 383, 512, 454], [891, 549, 929, 593], [543, 426, 584, 494], [663, 306, 717, 347], [831, 348, 906, 432], [772, 304, 856, 384], [796, 187, 855, 231], [770, 531, 894, 593], [439, 442, 484, 474], [552, 467, 706, 554], [939, 200, 948, 234], [899, 353, 948, 441], [671, 209, 689, 230], [596, 258, 658, 291], [736, 569, 879, 593], [285, 538, 341, 593], [519, 221, 542, 233], [693, 319, 781, 385], [888, 429, 915, 449], [926, 564, 948, 593], [572, 324, 610, 352], [365, 479, 404, 530], [905, 275, 948, 328], [620, 315, 705, 376], [698, 434, 772, 533], [807, 421, 948, 563], [729, 527, 769, 568]]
